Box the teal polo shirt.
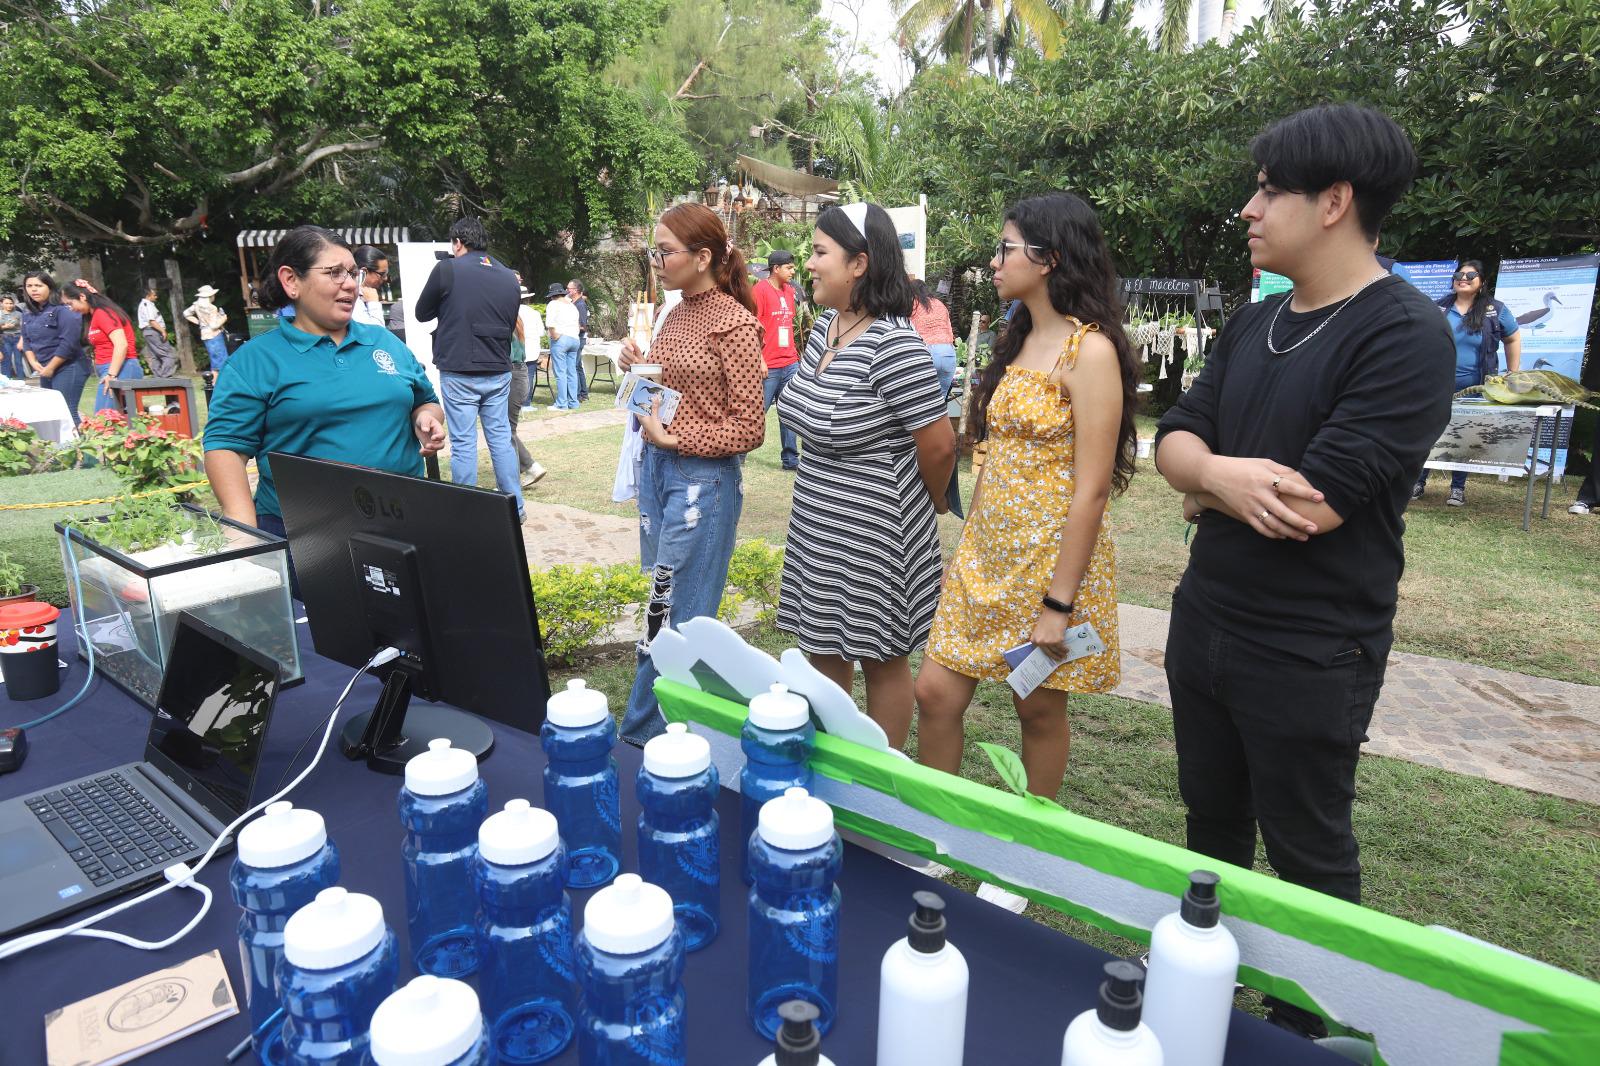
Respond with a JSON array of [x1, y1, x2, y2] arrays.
[[204, 319, 438, 518]]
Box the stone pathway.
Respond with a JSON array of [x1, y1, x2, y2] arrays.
[[1114, 603, 1600, 806]]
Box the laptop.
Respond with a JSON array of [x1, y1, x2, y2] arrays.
[[0, 613, 282, 938]]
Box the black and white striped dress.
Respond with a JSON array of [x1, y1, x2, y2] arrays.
[[776, 313, 948, 660]]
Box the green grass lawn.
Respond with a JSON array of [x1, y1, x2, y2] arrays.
[[0, 467, 130, 606]]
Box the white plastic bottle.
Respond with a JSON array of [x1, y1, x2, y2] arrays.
[[1141, 870, 1239, 1066], [876, 890, 969, 1066], [756, 1000, 836, 1066], [1061, 960, 1163, 1066]]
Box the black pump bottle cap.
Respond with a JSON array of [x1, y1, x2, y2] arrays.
[[775, 1000, 822, 1066], [1096, 959, 1146, 1032], [1180, 870, 1222, 929], [907, 890, 948, 953]]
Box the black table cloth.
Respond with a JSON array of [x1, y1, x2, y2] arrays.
[[0, 613, 1341, 1064]]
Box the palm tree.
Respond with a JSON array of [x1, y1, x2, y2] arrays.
[[893, 0, 1068, 76]]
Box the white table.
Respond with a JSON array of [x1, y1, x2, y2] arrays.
[[0, 382, 77, 443], [1423, 401, 1573, 530]]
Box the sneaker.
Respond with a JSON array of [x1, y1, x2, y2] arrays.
[[975, 882, 1028, 913], [521, 462, 547, 488], [1410, 481, 1425, 501], [1447, 486, 1466, 507], [1570, 501, 1592, 515]]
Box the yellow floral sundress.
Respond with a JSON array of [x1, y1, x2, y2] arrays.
[[926, 319, 1120, 693]]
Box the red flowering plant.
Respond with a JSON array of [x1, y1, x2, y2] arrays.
[[65, 411, 205, 494], [0, 416, 59, 477]]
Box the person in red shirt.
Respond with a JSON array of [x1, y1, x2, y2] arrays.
[[753, 249, 802, 469], [62, 283, 143, 413]]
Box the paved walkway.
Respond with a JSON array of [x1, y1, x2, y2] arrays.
[[494, 413, 1600, 806], [1115, 603, 1600, 806]]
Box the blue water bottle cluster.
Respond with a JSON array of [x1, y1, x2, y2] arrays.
[[637, 722, 721, 951], [474, 798, 577, 1063], [740, 683, 815, 883], [230, 801, 341, 1066], [542, 679, 623, 889], [400, 737, 489, 978]]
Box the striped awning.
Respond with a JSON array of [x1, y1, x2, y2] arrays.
[[235, 226, 411, 248]]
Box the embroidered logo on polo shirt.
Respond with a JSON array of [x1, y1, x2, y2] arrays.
[[372, 349, 398, 375]]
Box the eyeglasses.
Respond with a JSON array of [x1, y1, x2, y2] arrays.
[[1453, 270, 1481, 281], [647, 248, 693, 267], [994, 240, 1046, 265], [306, 265, 362, 283], [366, 269, 388, 280]]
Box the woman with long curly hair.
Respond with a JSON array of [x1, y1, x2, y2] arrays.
[[916, 194, 1139, 895]]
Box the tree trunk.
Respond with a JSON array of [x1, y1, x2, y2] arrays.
[[1219, 0, 1238, 43], [984, 3, 998, 77], [76, 255, 105, 293], [164, 258, 197, 375]]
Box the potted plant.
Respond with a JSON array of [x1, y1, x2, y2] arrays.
[[0, 550, 38, 606], [56, 495, 301, 707]]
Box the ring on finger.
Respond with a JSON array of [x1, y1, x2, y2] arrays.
[[1260, 509, 1271, 522], [1272, 475, 1282, 490]]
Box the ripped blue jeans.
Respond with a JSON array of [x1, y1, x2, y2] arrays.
[[621, 443, 744, 743]]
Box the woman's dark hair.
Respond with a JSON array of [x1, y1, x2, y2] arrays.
[[69, 284, 137, 336], [974, 192, 1140, 495], [909, 276, 940, 313], [1249, 104, 1417, 241], [814, 203, 914, 318], [20, 271, 61, 313], [659, 203, 755, 313], [353, 245, 387, 272], [260, 225, 353, 311], [1456, 259, 1492, 333]]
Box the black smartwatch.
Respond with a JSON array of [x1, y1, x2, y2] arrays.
[[1041, 595, 1074, 615]]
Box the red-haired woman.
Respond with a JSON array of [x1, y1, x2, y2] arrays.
[[617, 203, 766, 742]]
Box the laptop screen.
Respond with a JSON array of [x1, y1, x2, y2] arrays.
[[144, 615, 281, 828]]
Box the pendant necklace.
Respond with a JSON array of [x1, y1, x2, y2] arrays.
[[1267, 271, 1389, 355], [824, 312, 871, 353]]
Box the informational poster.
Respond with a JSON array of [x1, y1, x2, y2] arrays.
[[395, 241, 452, 385], [885, 195, 928, 281], [1249, 269, 1291, 302], [1395, 260, 1458, 300], [1492, 253, 1600, 380]]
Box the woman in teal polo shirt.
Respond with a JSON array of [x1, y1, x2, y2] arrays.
[[204, 225, 446, 540]]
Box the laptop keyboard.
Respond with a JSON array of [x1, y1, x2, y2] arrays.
[[25, 772, 198, 888]]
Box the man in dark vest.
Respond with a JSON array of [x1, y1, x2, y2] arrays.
[[416, 216, 525, 522]]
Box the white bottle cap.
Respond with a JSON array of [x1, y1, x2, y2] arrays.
[[478, 799, 560, 867], [237, 801, 327, 870], [369, 975, 484, 1066], [545, 678, 610, 729], [748, 683, 809, 731], [758, 787, 835, 851], [642, 722, 711, 779], [582, 873, 675, 955], [283, 886, 386, 970], [403, 738, 479, 797]]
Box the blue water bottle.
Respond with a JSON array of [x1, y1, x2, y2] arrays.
[[741, 684, 814, 883], [369, 975, 494, 1066], [276, 887, 399, 1065], [748, 787, 842, 1040], [637, 722, 720, 951], [400, 737, 488, 978], [230, 801, 341, 1066], [541, 680, 621, 889], [473, 798, 576, 1063], [575, 874, 686, 1066]]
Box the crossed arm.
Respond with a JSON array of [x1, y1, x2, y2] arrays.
[[1155, 431, 1345, 541]]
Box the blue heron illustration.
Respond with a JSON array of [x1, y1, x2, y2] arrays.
[[1516, 292, 1561, 330]]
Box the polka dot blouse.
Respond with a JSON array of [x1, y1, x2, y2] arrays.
[[654, 288, 767, 458]]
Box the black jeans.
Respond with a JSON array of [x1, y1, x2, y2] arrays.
[[1165, 595, 1385, 904]]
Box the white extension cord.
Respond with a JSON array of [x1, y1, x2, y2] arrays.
[[0, 645, 403, 962]]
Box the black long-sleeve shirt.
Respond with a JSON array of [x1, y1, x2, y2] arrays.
[[1156, 274, 1454, 664]]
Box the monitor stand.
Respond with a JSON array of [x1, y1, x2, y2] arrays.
[[341, 667, 493, 775]]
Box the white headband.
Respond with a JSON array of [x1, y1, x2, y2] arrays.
[[839, 202, 870, 241]]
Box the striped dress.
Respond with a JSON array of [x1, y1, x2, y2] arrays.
[[776, 313, 948, 660]]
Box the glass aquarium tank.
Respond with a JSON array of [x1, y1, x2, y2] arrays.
[[56, 502, 302, 708]]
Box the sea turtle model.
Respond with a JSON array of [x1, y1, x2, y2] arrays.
[[1455, 370, 1599, 410]]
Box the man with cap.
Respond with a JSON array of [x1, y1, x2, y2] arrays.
[[753, 249, 801, 469], [544, 282, 583, 412], [415, 216, 525, 521], [183, 284, 230, 376]]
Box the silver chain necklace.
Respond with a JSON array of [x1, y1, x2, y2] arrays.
[[1266, 271, 1390, 355]]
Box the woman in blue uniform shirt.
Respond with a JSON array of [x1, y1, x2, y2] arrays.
[[19, 272, 89, 427], [204, 225, 446, 540]]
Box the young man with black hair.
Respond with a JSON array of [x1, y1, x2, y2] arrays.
[[753, 249, 802, 469], [1154, 105, 1452, 1030], [416, 216, 525, 522]]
